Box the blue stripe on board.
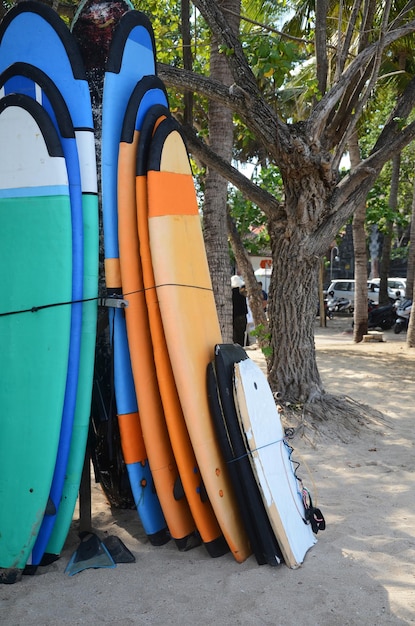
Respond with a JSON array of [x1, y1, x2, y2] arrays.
[[101, 14, 156, 260], [112, 307, 166, 537], [0, 185, 70, 198], [3, 74, 36, 99]]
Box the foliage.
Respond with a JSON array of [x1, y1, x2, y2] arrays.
[[249, 323, 273, 359], [229, 163, 285, 254]]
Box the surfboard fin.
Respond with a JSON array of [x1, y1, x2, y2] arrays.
[[173, 475, 185, 501], [44, 496, 57, 516], [103, 535, 135, 563], [197, 479, 209, 503], [65, 532, 116, 576]]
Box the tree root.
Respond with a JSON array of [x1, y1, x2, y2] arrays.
[[279, 393, 391, 447]]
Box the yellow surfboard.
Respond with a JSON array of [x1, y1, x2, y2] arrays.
[[147, 118, 251, 563], [136, 103, 228, 558]]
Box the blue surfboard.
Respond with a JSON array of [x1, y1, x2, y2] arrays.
[[0, 2, 98, 565], [0, 94, 72, 582], [0, 70, 83, 569], [101, 9, 156, 264], [117, 76, 170, 540], [101, 12, 169, 543]]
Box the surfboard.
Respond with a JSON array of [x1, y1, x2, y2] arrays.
[[0, 1, 98, 564], [103, 12, 197, 548], [73, 4, 169, 545], [207, 344, 283, 566], [0, 63, 84, 568], [101, 9, 156, 276], [147, 117, 251, 563], [130, 93, 228, 557], [112, 308, 169, 545], [0, 94, 72, 582], [233, 358, 317, 568], [117, 77, 199, 550]]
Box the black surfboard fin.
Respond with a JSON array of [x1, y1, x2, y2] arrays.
[[173, 475, 185, 501], [65, 532, 116, 576], [103, 535, 135, 563], [197, 478, 209, 503], [45, 496, 57, 516]]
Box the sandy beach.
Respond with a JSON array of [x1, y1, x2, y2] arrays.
[[1, 317, 414, 625]]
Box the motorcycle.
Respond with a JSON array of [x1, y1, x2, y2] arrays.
[[326, 291, 353, 318], [393, 299, 412, 334], [367, 300, 397, 330]]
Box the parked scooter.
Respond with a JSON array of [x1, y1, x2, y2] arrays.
[[367, 301, 397, 330], [393, 299, 412, 333], [326, 291, 353, 318]]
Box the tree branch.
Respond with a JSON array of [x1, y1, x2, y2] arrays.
[[191, 0, 291, 158], [331, 0, 392, 169], [315, 0, 328, 95], [335, 0, 363, 80], [308, 19, 415, 141], [180, 123, 281, 218], [329, 119, 415, 227], [157, 62, 244, 109], [158, 61, 285, 163]]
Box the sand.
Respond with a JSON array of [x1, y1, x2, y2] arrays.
[[1, 318, 414, 625]]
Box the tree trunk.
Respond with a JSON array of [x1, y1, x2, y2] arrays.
[[227, 214, 269, 351], [181, 0, 193, 127], [267, 221, 324, 404], [406, 168, 415, 298], [267, 241, 323, 404], [202, 0, 240, 343], [379, 224, 393, 303], [348, 131, 368, 342], [406, 169, 415, 347], [352, 202, 368, 342], [379, 155, 400, 305]]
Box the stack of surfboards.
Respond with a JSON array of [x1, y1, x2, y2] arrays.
[[208, 345, 318, 569], [101, 8, 250, 562], [100, 8, 320, 569], [0, 2, 99, 583], [0, 2, 320, 582]]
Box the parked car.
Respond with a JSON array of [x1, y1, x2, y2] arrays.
[[326, 280, 356, 307], [327, 277, 406, 307], [367, 277, 406, 301]]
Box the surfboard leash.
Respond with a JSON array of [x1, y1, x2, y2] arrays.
[[283, 440, 326, 533]]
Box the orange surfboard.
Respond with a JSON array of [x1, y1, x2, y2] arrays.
[[136, 102, 229, 558], [146, 118, 251, 563], [117, 82, 198, 551]]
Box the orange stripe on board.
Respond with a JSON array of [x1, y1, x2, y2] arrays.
[[117, 412, 146, 464], [105, 257, 122, 290], [147, 170, 198, 218], [152, 114, 167, 135]]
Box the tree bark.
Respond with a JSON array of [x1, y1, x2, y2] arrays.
[[267, 220, 324, 403], [202, 0, 240, 342], [349, 131, 368, 343], [379, 154, 400, 305], [353, 202, 368, 342], [406, 167, 415, 347]]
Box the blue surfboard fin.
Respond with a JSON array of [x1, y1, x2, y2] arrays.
[[65, 532, 116, 576]]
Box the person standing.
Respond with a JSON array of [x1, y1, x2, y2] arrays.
[[231, 275, 248, 346], [258, 281, 268, 312]]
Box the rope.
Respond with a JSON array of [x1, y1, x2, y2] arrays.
[[0, 282, 214, 317]]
